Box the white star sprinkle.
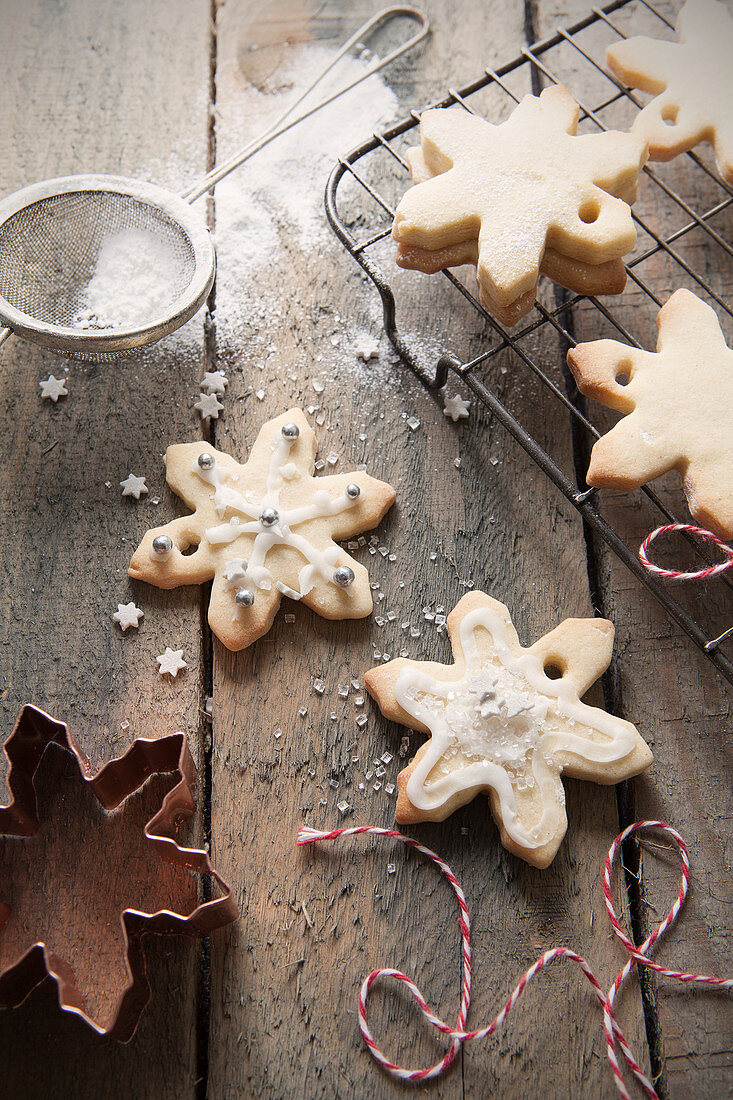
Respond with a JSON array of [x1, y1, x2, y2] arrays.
[[194, 392, 224, 420], [443, 393, 471, 422], [39, 375, 68, 402], [112, 602, 144, 631], [156, 647, 187, 677], [356, 342, 379, 361], [200, 370, 229, 395], [120, 473, 149, 499]]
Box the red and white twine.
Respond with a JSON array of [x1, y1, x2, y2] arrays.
[[639, 523, 733, 580], [297, 820, 733, 1097]]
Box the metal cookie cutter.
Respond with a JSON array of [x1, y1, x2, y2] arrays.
[[0, 704, 237, 1040]]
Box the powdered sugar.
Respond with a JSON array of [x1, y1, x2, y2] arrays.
[[213, 45, 398, 339], [74, 228, 186, 330]]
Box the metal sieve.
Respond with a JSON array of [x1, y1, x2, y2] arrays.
[[0, 7, 428, 362]]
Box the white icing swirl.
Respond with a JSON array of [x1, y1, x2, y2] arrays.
[[193, 429, 362, 604], [396, 606, 637, 849]]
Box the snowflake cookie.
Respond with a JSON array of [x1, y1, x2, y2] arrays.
[[607, 0, 733, 183], [568, 289, 733, 538], [129, 409, 397, 651], [392, 85, 647, 325], [364, 592, 651, 867]]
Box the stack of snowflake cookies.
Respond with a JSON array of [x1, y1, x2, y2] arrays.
[[392, 0, 733, 327]]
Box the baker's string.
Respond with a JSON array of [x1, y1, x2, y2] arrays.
[[297, 820, 733, 1097], [639, 523, 733, 580]]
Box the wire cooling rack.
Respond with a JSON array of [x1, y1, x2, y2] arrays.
[[326, 0, 733, 685]]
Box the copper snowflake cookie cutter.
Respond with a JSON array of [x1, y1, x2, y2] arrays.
[[0, 704, 237, 1040]]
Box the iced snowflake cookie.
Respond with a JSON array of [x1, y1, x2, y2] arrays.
[[606, 0, 733, 183], [392, 85, 647, 325], [567, 289, 733, 538], [364, 592, 651, 868], [128, 409, 396, 650]]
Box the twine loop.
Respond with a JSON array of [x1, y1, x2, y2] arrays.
[[639, 523, 733, 580], [298, 820, 733, 1098]]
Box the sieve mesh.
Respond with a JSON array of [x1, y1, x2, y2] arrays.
[[0, 190, 197, 331]]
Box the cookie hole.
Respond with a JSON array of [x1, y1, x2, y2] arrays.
[[544, 663, 564, 680], [180, 538, 200, 557], [579, 200, 600, 224], [615, 358, 633, 386], [662, 105, 678, 126]]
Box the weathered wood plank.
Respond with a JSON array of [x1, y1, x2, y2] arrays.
[[531, 0, 733, 1094], [207, 1, 650, 1095], [0, 1, 212, 1096]]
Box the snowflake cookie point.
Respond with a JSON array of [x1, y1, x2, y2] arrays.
[[128, 408, 396, 651], [365, 590, 652, 868]]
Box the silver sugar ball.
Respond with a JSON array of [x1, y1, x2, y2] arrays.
[[197, 452, 215, 470], [345, 483, 361, 499], [235, 588, 255, 608], [152, 535, 173, 555], [333, 565, 355, 588], [259, 507, 279, 527], [281, 422, 300, 440]]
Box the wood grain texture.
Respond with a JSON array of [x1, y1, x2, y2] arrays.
[[207, 1, 649, 1095], [3, 0, 729, 1096], [531, 0, 733, 1094], [0, 1, 211, 1096]]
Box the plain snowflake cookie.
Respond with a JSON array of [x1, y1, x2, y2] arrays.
[[392, 85, 647, 325], [606, 0, 733, 182], [129, 409, 396, 651], [567, 289, 733, 538], [365, 591, 652, 868]]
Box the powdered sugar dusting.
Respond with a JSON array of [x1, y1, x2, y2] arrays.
[[213, 45, 398, 339], [74, 228, 186, 331]]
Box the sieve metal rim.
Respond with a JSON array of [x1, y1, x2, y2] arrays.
[[0, 174, 216, 355]]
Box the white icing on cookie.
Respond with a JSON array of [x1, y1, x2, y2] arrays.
[[194, 436, 362, 603], [395, 606, 637, 849]]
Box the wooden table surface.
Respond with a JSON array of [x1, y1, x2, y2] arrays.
[[1, 0, 731, 1097]]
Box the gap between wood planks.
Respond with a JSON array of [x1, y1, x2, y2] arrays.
[[195, 2, 219, 1097], [189, 0, 667, 1095], [520, 0, 668, 1084]]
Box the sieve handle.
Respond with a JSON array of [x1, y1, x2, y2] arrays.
[[0, 327, 12, 349], [180, 6, 429, 204]]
